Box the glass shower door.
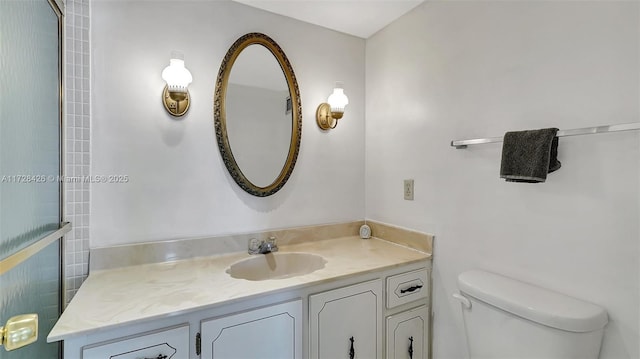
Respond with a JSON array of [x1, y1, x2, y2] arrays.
[[0, 0, 66, 358]]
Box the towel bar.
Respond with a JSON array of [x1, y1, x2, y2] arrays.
[[451, 122, 640, 149]]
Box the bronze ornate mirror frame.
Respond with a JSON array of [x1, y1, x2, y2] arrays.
[[214, 33, 302, 197]]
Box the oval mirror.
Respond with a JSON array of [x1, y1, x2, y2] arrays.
[[214, 33, 302, 197]]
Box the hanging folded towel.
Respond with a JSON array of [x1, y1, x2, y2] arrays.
[[499, 128, 561, 183]]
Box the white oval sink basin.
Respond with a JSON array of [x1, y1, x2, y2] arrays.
[[226, 252, 327, 281]]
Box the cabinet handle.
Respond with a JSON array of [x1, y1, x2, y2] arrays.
[[408, 336, 414, 359], [349, 336, 355, 359], [196, 332, 201, 356], [141, 355, 167, 359], [400, 284, 423, 294]]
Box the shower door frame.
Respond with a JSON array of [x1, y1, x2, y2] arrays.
[[0, 0, 67, 356]]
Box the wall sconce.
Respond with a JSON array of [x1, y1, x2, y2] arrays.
[[316, 82, 349, 130], [161, 51, 193, 117]]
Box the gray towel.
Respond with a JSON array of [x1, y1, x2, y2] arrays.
[[500, 128, 561, 183]]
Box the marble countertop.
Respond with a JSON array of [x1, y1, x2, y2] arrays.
[[48, 236, 430, 342]]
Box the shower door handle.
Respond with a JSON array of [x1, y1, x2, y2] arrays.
[[0, 314, 38, 351]]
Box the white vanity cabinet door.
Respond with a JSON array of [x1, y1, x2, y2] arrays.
[[309, 280, 382, 359], [386, 306, 429, 359], [81, 324, 189, 359], [200, 300, 302, 359]]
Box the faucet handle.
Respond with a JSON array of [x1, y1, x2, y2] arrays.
[[267, 236, 278, 252], [248, 238, 261, 254]]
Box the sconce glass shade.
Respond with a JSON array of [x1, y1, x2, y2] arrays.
[[327, 82, 349, 116], [161, 51, 192, 117], [162, 58, 193, 95], [316, 81, 349, 130]]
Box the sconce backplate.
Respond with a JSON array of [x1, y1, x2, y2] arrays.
[[163, 86, 190, 117], [316, 103, 336, 130]]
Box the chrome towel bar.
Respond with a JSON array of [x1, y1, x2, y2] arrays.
[[451, 122, 640, 149]]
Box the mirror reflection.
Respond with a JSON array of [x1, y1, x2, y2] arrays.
[[226, 45, 292, 188], [214, 33, 302, 197]]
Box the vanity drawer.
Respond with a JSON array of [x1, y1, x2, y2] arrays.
[[82, 324, 189, 359], [386, 269, 429, 308]]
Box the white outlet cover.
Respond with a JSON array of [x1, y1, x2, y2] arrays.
[[404, 179, 414, 200]]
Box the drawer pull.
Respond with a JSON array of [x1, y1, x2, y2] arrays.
[[400, 285, 423, 294], [141, 355, 167, 359], [408, 336, 414, 359], [349, 336, 355, 359]]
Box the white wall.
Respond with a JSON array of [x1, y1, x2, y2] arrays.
[[91, 0, 365, 246], [366, 2, 639, 358]]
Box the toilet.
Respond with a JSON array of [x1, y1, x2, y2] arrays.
[[454, 270, 608, 359]]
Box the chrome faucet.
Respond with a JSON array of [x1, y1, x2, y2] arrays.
[[248, 236, 278, 255]]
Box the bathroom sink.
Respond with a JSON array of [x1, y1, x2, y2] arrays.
[[226, 252, 327, 281]]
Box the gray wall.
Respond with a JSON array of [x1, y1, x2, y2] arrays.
[[90, 0, 366, 247], [365, 2, 639, 358]]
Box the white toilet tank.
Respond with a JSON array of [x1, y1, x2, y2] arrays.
[[455, 270, 608, 359]]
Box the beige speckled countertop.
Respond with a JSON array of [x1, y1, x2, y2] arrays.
[[48, 236, 430, 342]]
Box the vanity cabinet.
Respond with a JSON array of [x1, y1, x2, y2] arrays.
[[82, 324, 189, 359], [386, 306, 429, 359], [309, 280, 383, 359], [200, 300, 302, 359], [62, 266, 431, 359], [58, 256, 431, 359], [384, 268, 431, 359]]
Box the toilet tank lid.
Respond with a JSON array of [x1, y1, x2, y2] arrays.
[[458, 270, 608, 332]]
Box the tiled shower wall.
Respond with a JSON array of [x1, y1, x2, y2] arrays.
[[63, 0, 90, 305]]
